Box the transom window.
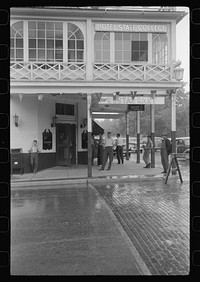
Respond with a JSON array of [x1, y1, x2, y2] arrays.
[[10, 21, 24, 61], [56, 103, 74, 116]]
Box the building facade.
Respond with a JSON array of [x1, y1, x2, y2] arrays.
[[10, 6, 186, 173]]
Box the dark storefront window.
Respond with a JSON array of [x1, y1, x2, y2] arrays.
[[56, 103, 75, 116]]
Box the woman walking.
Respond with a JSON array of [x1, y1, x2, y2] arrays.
[[143, 134, 153, 168]]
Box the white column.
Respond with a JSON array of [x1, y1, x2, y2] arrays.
[[23, 20, 28, 62], [87, 93, 92, 177], [86, 19, 93, 80]]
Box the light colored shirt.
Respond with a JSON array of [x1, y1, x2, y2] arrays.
[[30, 145, 39, 153], [116, 137, 124, 146], [103, 137, 115, 147]]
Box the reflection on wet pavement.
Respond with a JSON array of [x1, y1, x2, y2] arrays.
[[94, 166, 189, 275]]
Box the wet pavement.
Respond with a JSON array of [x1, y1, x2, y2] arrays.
[[11, 160, 189, 275], [11, 185, 143, 275], [94, 163, 190, 275]]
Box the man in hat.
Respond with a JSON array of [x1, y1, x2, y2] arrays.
[[142, 134, 153, 168], [160, 133, 172, 173]]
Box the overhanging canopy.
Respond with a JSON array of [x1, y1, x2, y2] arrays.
[[92, 120, 104, 135]]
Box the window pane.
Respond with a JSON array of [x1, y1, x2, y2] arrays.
[[10, 39, 14, 48], [16, 38, 23, 48], [140, 41, 148, 50], [77, 40, 84, 49], [68, 40, 75, 49], [29, 49, 36, 60], [140, 33, 147, 41], [103, 50, 110, 61], [124, 51, 131, 61], [29, 29, 36, 38], [55, 40, 63, 48], [139, 51, 148, 61], [115, 51, 122, 62], [94, 51, 101, 62], [47, 50, 54, 60], [38, 39, 45, 48], [47, 30, 54, 38], [29, 39, 36, 48], [77, 51, 83, 61], [38, 49, 45, 60], [46, 22, 54, 30], [103, 39, 110, 50], [132, 33, 139, 41], [123, 33, 130, 40], [47, 40, 54, 48], [38, 29, 45, 38], [94, 40, 101, 50], [68, 50, 75, 61], [55, 49, 63, 60], [55, 22, 63, 30], [28, 21, 36, 29], [38, 22, 45, 29], [132, 41, 139, 50], [16, 49, 23, 59], [55, 29, 63, 39], [123, 40, 130, 51], [115, 40, 122, 50], [10, 49, 14, 59], [132, 51, 139, 61], [115, 32, 122, 40], [75, 29, 83, 39]]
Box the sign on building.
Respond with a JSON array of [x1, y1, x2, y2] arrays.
[[98, 96, 165, 104], [95, 23, 167, 33], [128, 104, 145, 111]]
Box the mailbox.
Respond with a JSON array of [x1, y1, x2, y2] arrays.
[[11, 148, 24, 174]]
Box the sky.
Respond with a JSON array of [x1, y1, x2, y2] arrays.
[[176, 7, 189, 92]]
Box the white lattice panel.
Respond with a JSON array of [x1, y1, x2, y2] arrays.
[[146, 65, 171, 81]]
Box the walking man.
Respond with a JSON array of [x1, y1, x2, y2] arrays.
[[99, 132, 115, 171], [116, 133, 124, 164], [160, 133, 172, 173]]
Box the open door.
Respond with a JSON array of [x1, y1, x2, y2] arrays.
[[56, 123, 76, 166]]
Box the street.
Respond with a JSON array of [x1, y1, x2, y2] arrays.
[[11, 161, 189, 275]]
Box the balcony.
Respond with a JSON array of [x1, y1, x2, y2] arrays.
[[10, 61, 178, 83]]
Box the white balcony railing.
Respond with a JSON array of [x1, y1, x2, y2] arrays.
[[10, 62, 86, 81], [10, 61, 175, 82]]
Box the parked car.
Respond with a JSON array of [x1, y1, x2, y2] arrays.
[[176, 137, 190, 153], [183, 148, 190, 160], [154, 137, 163, 151]]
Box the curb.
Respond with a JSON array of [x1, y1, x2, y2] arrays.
[[10, 174, 168, 189]]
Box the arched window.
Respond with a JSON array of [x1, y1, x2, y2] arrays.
[[94, 32, 110, 63], [152, 34, 168, 65], [28, 21, 63, 62], [68, 23, 84, 62], [10, 21, 24, 61]]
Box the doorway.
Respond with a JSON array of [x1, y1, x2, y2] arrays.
[[56, 123, 76, 166]]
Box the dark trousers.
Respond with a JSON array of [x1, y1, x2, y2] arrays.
[[116, 146, 124, 164], [30, 153, 38, 173], [160, 148, 169, 172], [98, 145, 103, 166], [102, 146, 113, 169]]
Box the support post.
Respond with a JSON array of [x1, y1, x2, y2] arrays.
[[136, 111, 140, 163], [150, 90, 156, 168], [86, 19, 93, 80], [87, 93, 92, 178], [171, 90, 177, 175], [126, 112, 130, 160]]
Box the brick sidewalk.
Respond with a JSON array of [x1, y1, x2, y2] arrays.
[[94, 176, 189, 275]]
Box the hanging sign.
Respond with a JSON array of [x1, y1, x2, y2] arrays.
[[128, 104, 145, 111], [95, 23, 167, 33], [42, 129, 52, 150], [99, 96, 164, 104]]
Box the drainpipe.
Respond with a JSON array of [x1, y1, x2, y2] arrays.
[[136, 111, 140, 163], [126, 111, 130, 160], [87, 93, 92, 177], [171, 90, 177, 175], [150, 91, 156, 168]]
